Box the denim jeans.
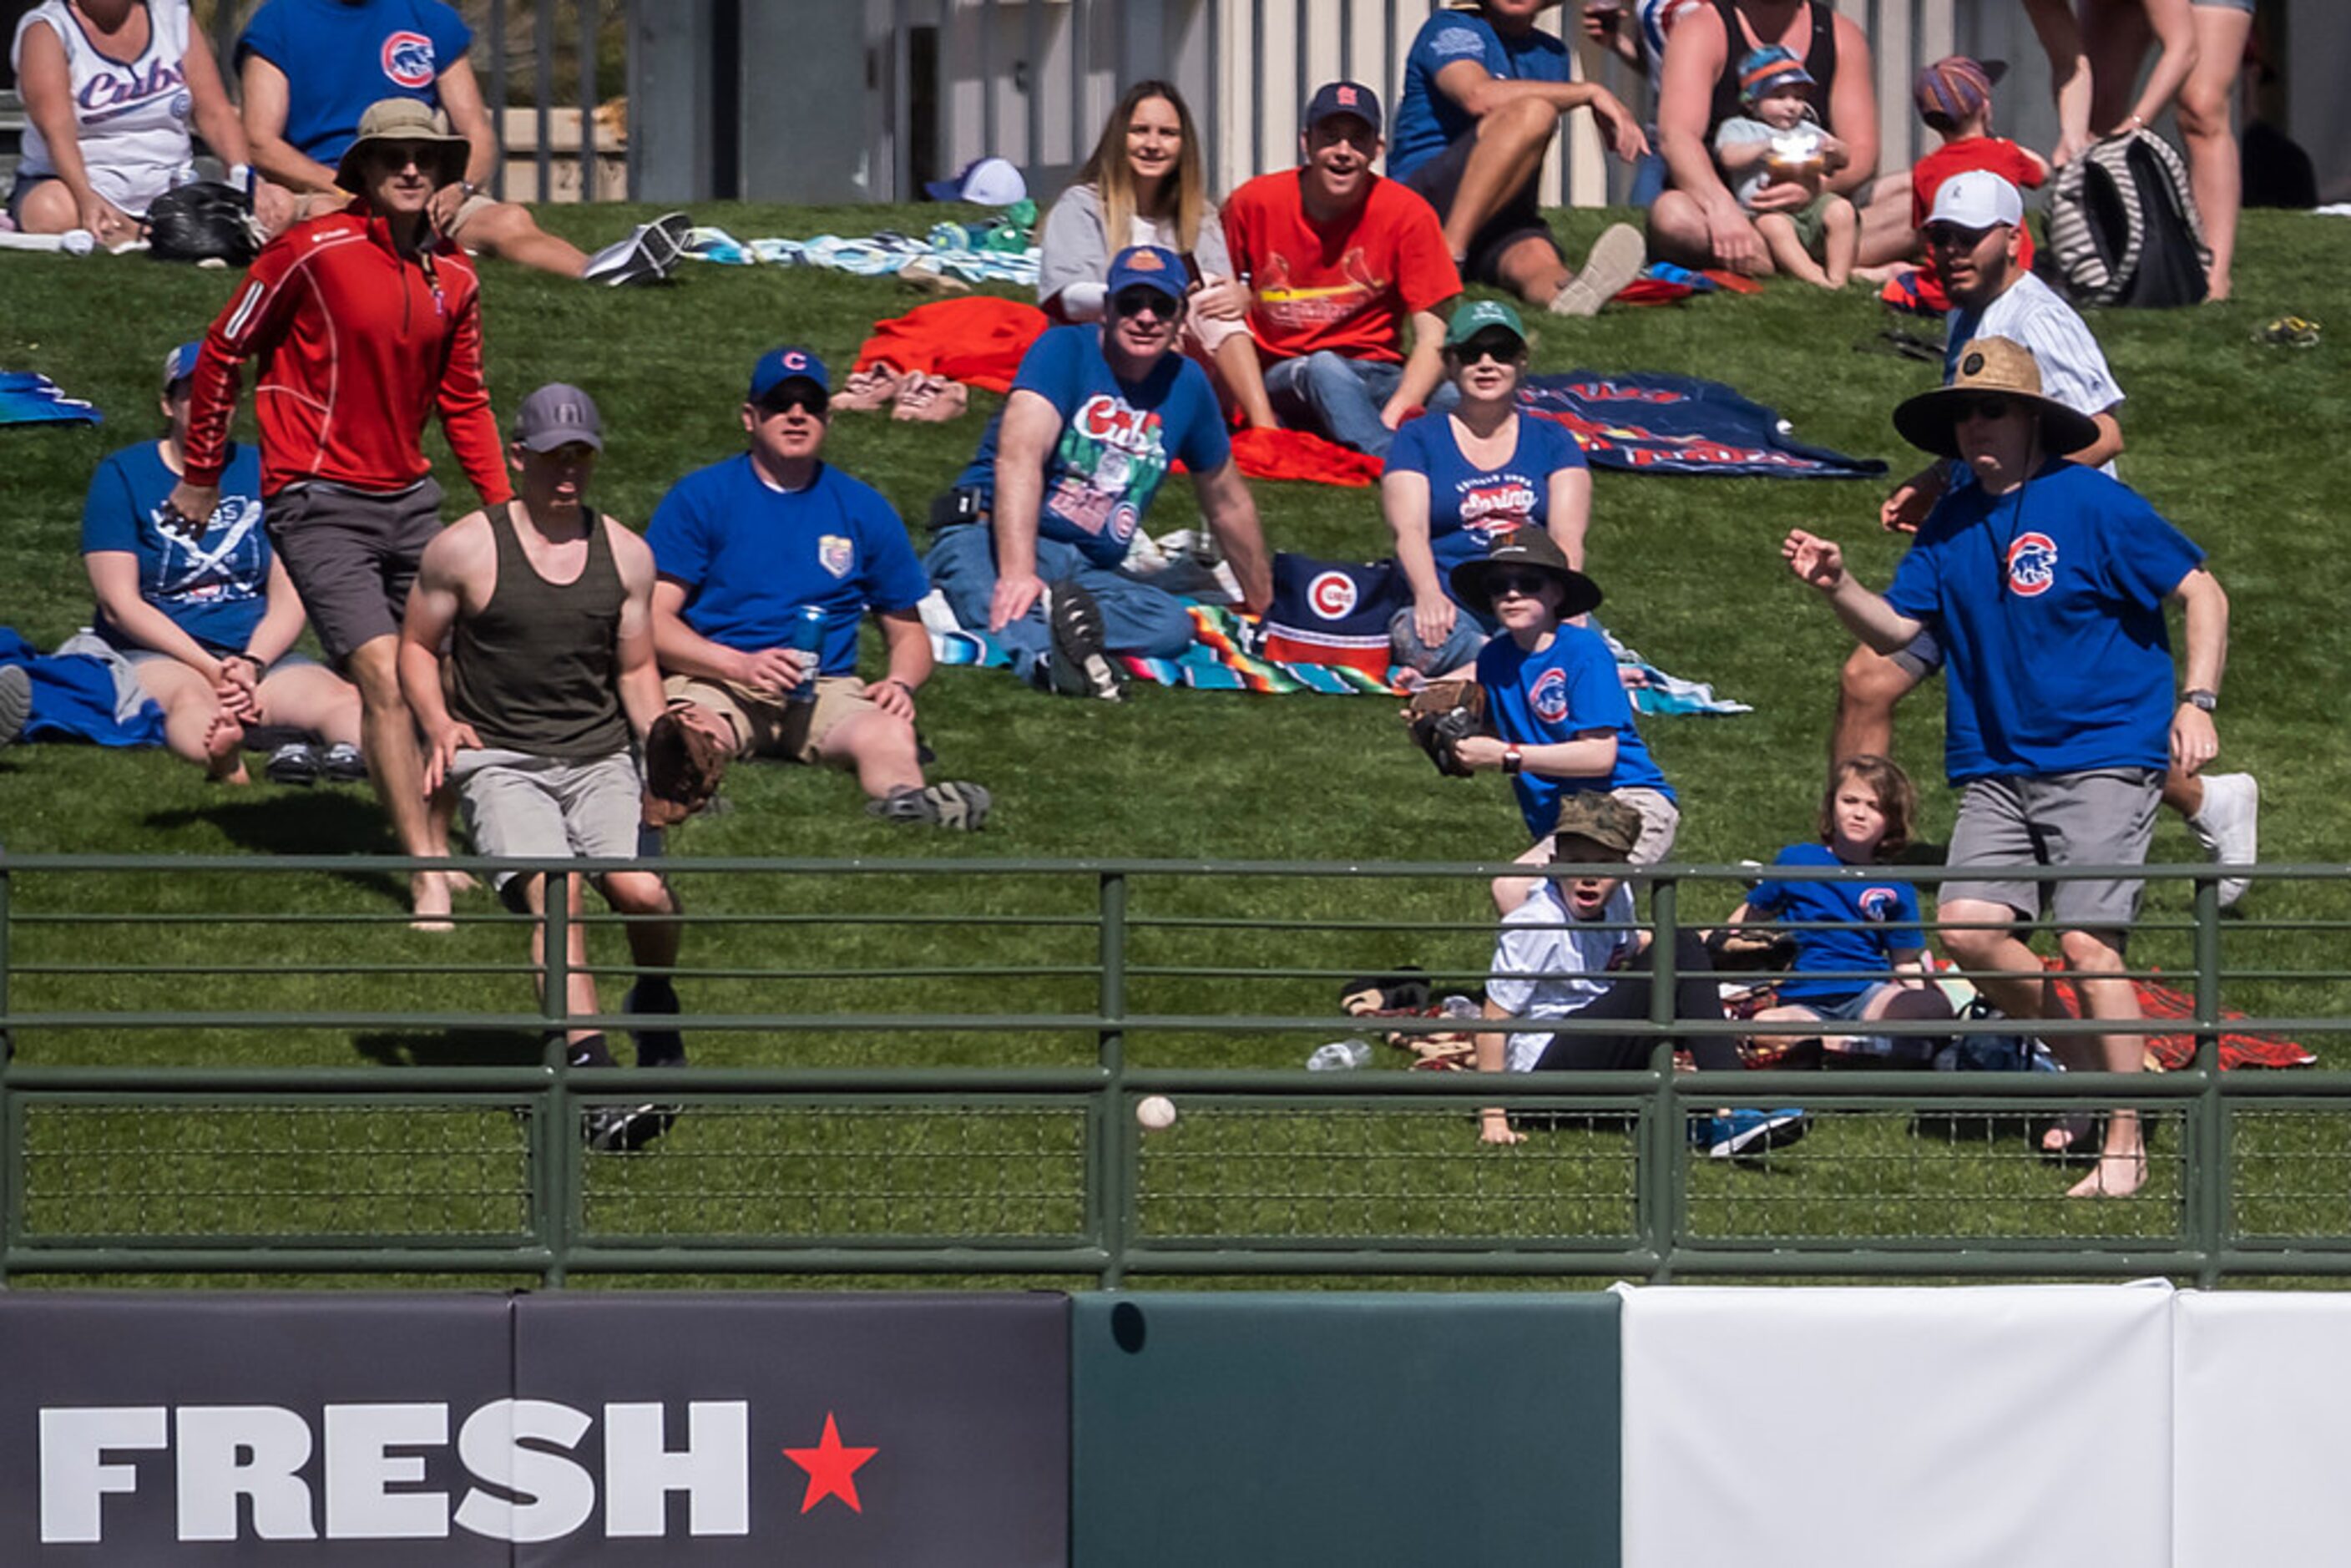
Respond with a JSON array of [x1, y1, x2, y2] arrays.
[[1261, 352, 1459, 462], [924, 524, 1196, 685]]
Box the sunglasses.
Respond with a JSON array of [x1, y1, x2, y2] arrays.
[[1454, 336, 1524, 367], [367, 143, 440, 173], [1113, 287, 1183, 321], [1952, 394, 2015, 422], [757, 386, 829, 418], [1923, 222, 2000, 250], [1489, 571, 1554, 599]]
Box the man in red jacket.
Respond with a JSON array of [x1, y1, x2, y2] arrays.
[[169, 98, 508, 927]]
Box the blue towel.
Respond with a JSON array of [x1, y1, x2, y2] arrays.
[[0, 371, 101, 427], [0, 629, 164, 746]]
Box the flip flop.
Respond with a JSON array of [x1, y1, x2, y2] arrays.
[[834, 362, 908, 412], [892, 372, 968, 422]]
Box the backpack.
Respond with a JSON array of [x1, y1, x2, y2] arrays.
[[142, 182, 261, 266], [2042, 129, 2209, 308]]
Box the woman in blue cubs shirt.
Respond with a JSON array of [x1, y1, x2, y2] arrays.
[[1382, 300, 1588, 676], [1443, 526, 1676, 913], [72, 341, 361, 784], [1726, 755, 1953, 1062]]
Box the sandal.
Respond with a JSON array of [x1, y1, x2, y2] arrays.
[[892, 372, 969, 423], [834, 362, 907, 413]]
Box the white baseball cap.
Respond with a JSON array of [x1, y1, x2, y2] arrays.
[[924, 155, 1028, 206], [1927, 169, 2024, 230]]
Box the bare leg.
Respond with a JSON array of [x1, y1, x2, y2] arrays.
[[1211, 331, 1278, 429], [1646, 190, 1777, 275], [2023, 0, 2096, 163], [1494, 231, 1574, 307], [1757, 212, 1830, 287], [1437, 99, 1558, 264], [14, 180, 83, 235], [520, 872, 601, 1050], [1852, 172, 1920, 268], [815, 706, 925, 800], [1748, 1002, 1828, 1061], [2176, 5, 2251, 301], [2080, 0, 2156, 130], [134, 660, 246, 779], [254, 662, 363, 747], [1833, 644, 1923, 769], [453, 200, 590, 277], [341, 635, 453, 925], [2055, 927, 2147, 1197], [1821, 196, 1859, 288]]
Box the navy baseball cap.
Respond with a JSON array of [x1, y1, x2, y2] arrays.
[[748, 346, 830, 404], [1305, 80, 1381, 136], [1106, 245, 1186, 309], [162, 341, 203, 393], [513, 382, 604, 452]]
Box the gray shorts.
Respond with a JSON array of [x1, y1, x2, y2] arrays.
[[1942, 768, 2162, 937], [51, 632, 316, 722], [265, 478, 444, 666], [1615, 786, 1681, 866], [452, 749, 645, 910]]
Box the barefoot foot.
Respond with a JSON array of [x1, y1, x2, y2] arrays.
[[410, 869, 457, 933]]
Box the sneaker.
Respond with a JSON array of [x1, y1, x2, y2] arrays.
[[1691, 1106, 1811, 1161], [580, 210, 691, 286], [0, 664, 28, 746], [264, 741, 320, 786], [622, 981, 687, 1069], [2185, 771, 2259, 908], [319, 741, 367, 783], [584, 1102, 676, 1153], [1043, 580, 1123, 701], [867, 779, 993, 830], [1550, 222, 1646, 318]]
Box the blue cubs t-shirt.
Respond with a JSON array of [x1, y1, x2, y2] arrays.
[[238, 0, 473, 164], [1884, 460, 2202, 783], [81, 441, 270, 656], [1745, 842, 1925, 1004], [1391, 10, 1570, 180], [1385, 409, 1586, 594], [645, 456, 928, 678], [1477, 623, 1673, 839], [954, 325, 1232, 570]]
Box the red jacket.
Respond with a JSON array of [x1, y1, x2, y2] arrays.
[[183, 204, 510, 504]]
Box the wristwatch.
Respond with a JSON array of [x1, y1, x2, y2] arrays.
[[1502, 745, 1524, 776], [2182, 688, 2218, 713]]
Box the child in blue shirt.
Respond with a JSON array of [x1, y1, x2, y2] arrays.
[[1726, 755, 1952, 1062]]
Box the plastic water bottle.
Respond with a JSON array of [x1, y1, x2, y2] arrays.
[[1438, 994, 1481, 1020], [785, 605, 825, 706], [1306, 1039, 1373, 1072]]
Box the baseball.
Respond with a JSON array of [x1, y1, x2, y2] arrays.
[[1135, 1095, 1177, 1131]]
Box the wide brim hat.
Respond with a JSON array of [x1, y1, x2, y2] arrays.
[[1448, 526, 1603, 619], [1892, 336, 2100, 460], [336, 99, 471, 193]]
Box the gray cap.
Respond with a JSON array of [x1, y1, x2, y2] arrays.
[[513, 383, 604, 452]]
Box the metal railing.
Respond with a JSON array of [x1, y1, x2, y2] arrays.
[[2, 852, 2344, 1289]]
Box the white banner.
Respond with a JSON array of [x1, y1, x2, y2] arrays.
[[1620, 1283, 2174, 1568], [2173, 1293, 2351, 1566]]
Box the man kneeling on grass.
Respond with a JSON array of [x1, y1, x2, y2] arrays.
[[1474, 792, 1807, 1157], [399, 384, 685, 1153]]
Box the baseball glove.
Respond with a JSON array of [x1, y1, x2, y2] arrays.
[[1400, 680, 1488, 778], [642, 707, 729, 827]]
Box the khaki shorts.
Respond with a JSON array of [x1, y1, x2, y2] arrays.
[[442, 190, 499, 243], [451, 748, 645, 911], [663, 673, 874, 766]]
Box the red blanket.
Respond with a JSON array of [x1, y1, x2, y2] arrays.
[[852, 297, 1049, 394]]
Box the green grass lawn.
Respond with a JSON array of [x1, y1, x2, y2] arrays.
[[2, 203, 2347, 1286]]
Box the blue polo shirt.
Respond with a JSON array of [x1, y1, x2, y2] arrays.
[[645, 456, 928, 678], [1885, 461, 2202, 783], [1477, 622, 1673, 839], [1392, 9, 1571, 181], [238, 0, 473, 165], [1384, 409, 1586, 594], [956, 324, 1231, 571], [1745, 842, 1925, 1004]]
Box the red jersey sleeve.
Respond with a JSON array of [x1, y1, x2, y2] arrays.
[[183, 240, 304, 487], [434, 270, 513, 507]]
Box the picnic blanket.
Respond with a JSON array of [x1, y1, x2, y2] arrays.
[[680, 224, 1039, 287], [1518, 371, 1887, 478], [2041, 962, 2317, 1072], [0, 629, 163, 746], [0, 372, 101, 427], [852, 297, 1050, 394], [920, 594, 1748, 714]]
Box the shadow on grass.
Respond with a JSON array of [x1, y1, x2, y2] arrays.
[[146, 790, 409, 908], [353, 1027, 545, 1069]]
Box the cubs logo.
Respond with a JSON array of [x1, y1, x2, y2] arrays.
[[1307, 570, 1358, 620], [817, 535, 853, 579], [2005, 531, 2059, 597], [1529, 665, 1569, 724], [778, 350, 811, 373], [382, 31, 437, 89], [1857, 888, 1900, 923], [1073, 394, 1163, 457], [1109, 502, 1140, 544]]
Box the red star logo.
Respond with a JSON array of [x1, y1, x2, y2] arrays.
[[783, 1412, 878, 1515]]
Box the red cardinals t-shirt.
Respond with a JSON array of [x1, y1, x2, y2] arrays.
[[1910, 138, 2045, 312], [1221, 171, 1460, 365]]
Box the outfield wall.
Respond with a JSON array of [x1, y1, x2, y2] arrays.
[[3, 1286, 2346, 1564]]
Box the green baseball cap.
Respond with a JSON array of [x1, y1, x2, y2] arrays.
[[1444, 299, 1529, 351]]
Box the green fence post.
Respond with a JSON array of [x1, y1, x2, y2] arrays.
[[0, 862, 12, 1286], [2190, 873, 2226, 1288], [538, 872, 574, 1287], [1643, 871, 1681, 1283], [1097, 869, 1129, 1289]]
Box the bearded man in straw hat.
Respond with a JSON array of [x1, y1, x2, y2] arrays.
[[1782, 336, 2233, 1201], [169, 98, 508, 927]]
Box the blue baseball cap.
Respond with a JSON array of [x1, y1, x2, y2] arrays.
[[162, 341, 203, 393], [748, 346, 830, 404], [1739, 45, 1816, 105], [1305, 80, 1382, 136], [1105, 245, 1187, 310]]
